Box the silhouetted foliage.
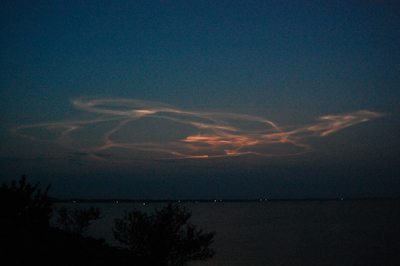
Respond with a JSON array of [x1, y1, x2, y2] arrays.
[[0, 175, 52, 226], [55, 205, 104, 235], [112, 203, 216, 266]]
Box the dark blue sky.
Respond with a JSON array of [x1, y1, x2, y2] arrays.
[[1, 0, 399, 199]]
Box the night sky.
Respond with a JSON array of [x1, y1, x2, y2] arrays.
[[1, 0, 399, 199]]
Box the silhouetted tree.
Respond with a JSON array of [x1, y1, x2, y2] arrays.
[[0, 175, 52, 226], [55, 205, 104, 235], [112, 203, 216, 266]]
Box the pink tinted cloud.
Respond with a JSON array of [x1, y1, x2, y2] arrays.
[[12, 98, 384, 161]]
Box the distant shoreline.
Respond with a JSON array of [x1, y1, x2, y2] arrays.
[[52, 197, 399, 204]]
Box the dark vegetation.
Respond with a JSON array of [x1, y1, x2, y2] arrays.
[[113, 203, 216, 266], [1, 175, 216, 266], [54, 205, 104, 235], [0, 175, 52, 226]]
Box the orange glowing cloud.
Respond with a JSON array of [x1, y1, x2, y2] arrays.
[[12, 98, 384, 161]]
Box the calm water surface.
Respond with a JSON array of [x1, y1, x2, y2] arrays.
[[54, 199, 400, 266]]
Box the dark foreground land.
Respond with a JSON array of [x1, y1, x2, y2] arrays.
[[1, 219, 133, 266]]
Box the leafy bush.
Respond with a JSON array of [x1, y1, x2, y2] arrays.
[[54, 205, 104, 235], [112, 203, 216, 266], [0, 175, 52, 226]]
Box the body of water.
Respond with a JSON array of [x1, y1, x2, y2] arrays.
[[54, 199, 400, 266]]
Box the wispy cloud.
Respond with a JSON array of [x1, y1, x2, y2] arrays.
[[12, 98, 384, 161]]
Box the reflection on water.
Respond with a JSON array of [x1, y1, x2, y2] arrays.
[[54, 199, 400, 266]]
